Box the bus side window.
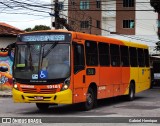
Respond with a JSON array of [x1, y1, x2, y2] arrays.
[[129, 47, 138, 67], [98, 42, 110, 66], [85, 41, 98, 66], [144, 49, 149, 67], [110, 44, 120, 67], [73, 43, 85, 74], [138, 48, 145, 67], [120, 45, 129, 67]]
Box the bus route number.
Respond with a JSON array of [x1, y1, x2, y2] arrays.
[[47, 85, 60, 89]]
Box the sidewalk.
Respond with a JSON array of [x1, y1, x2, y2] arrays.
[[0, 89, 12, 97]]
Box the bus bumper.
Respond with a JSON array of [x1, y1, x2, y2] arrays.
[[12, 88, 72, 104]]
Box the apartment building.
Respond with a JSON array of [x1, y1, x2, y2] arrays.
[[51, 0, 158, 37], [68, 0, 101, 35], [102, 0, 157, 36]]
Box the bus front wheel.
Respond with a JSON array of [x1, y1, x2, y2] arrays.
[[36, 103, 49, 111], [83, 87, 96, 111]]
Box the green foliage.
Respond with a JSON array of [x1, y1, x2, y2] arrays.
[[24, 25, 51, 32], [0, 85, 12, 91]]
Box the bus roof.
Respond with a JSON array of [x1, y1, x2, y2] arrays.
[[19, 30, 148, 49]]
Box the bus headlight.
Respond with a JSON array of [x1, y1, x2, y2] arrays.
[[13, 84, 19, 90], [61, 77, 70, 91], [13, 78, 19, 90]]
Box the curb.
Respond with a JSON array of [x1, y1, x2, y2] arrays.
[[0, 90, 12, 98], [0, 94, 12, 98]]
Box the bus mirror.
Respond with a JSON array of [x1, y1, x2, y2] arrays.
[[0, 66, 8, 72]]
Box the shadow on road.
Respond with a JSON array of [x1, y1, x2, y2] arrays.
[[18, 87, 160, 115], [20, 95, 149, 115]]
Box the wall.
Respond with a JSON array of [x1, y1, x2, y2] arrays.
[[0, 37, 16, 48], [68, 0, 101, 35], [136, 0, 157, 35], [102, 0, 116, 36], [116, 0, 135, 35], [0, 49, 14, 90]]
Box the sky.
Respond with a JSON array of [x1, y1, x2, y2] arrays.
[[0, 0, 52, 30]]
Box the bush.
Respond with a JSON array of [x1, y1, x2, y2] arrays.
[[0, 85, 12, 91]]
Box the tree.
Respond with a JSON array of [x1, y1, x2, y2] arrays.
[[155, 41, 160, 51], [150, 0, 160, 13], [24, 25, 51, 32]]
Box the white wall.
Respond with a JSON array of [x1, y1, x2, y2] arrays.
[[101, 1, 116, 36], [0, 37, 16, 48], [136, 0, 157, 35]]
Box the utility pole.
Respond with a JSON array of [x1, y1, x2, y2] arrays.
[[55, 0, 60, 29], [51, 0, 74, 31]]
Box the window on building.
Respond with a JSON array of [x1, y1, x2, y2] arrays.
[[123, 0, 134, 7], [96, 0, 101, 8], [71, 0, 75, 5], [80, 21, 89, 29], [123, 20, 135, 28], [80, 0, 89, 10], [98, 42, 110, 66], [96, 20, 100, 28], [85, 41, 98, 66], [158, 20, 160, 28]]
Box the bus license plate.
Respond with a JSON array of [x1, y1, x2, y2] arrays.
[[34, 96, 43, 100]]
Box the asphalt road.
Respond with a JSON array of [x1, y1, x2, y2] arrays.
[[0, 87, 160, 125]]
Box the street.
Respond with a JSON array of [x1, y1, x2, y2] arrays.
[[0, 87, 160, 124]]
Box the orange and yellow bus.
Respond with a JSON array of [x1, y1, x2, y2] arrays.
[[10, 30, 150, 110]]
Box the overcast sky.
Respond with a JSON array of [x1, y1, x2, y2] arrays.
[[0, 0, 52, 30]]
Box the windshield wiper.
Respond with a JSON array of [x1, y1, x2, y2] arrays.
[[42, 42, 58, 58]]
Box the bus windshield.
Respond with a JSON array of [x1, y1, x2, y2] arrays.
[[14, 43, 70, 82]]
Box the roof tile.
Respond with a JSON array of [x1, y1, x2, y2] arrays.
[[0, 22, 24, 36]]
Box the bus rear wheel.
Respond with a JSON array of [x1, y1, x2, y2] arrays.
[[36, 103, 49, 111], [83, 87, 96, 111], [126, 83, 135, 101]]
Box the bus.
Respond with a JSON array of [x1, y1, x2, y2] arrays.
[[10, 30, 150, 111]]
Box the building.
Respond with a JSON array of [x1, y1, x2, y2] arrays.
[[102, 0, 157, 36], [0, 22, 24, 48], [51, 0, 159, 53], [68, 0, 101, 35], [51, 0, 157, 35]]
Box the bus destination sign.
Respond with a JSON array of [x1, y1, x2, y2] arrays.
[[20, 33, 71, 42]]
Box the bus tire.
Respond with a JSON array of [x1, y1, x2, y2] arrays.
[[83, 87, 96, 111], [126, 83, 135, 101], [36, 103, 49, 111]]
